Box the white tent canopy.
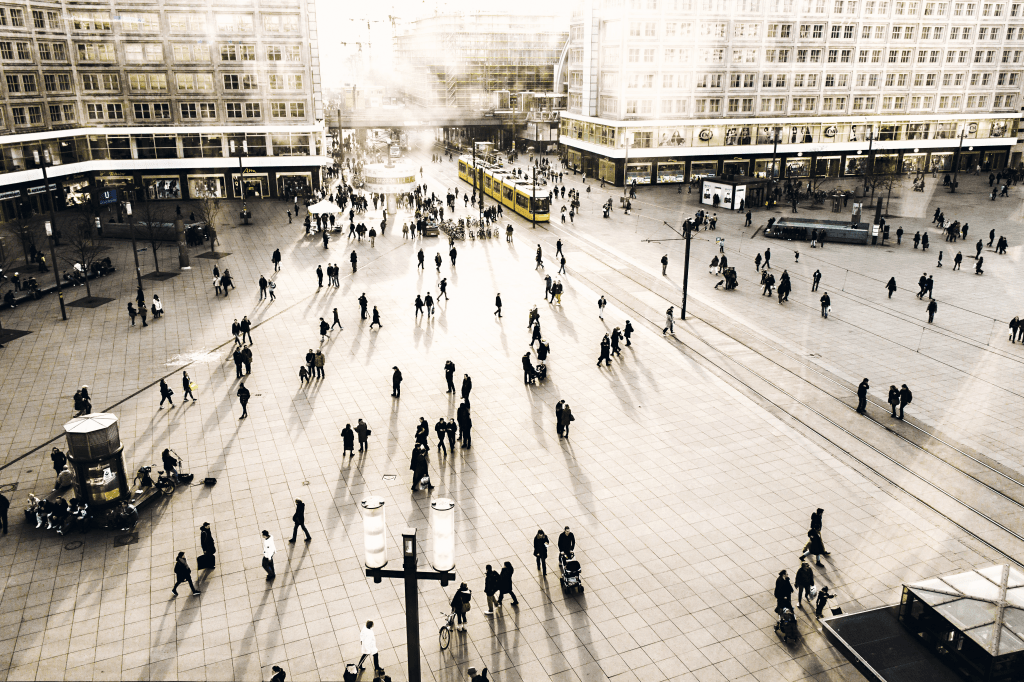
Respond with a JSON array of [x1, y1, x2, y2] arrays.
[[307, 199, 342, 214]]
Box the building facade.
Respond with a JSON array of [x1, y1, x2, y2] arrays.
[[562, 0, 1022, 186], [0, 0, 327, 221], [395, 13, 568, 110]]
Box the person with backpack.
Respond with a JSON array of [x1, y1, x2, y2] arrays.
[[484, 565, 500, 614]]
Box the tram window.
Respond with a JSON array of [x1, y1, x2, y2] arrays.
[[531, 197, 549, 213], [516, 193, 529, 209], [503, 186, 513, 200]]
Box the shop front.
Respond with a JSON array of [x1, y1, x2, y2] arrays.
[[277, 172, 312, 198], [690, 160, 719, 179], [656, 161, 686, 183], [902, 153, 927, 174], [63, 174, 91, 206], [0, 188, 20, 221], [625, 163, 652, 185], [722, 159, 749, 177], [598, 158, 616, 184], [143, 175, 183, 201], [699, 176, 766, 211], [232, 173, 270, 199], [187, 174, 226, 199]]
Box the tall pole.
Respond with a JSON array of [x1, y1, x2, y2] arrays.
[[403, 542, 421, 682], [623, 137, 630, 196], [681, 220, 692, 320], [770, 127, 780, 205], [38, 158, 67, 320], [125, 201, 144, 296], [865, 133, 875, 195], [532, 166, 536, 229], [951, 130, 964, 193]]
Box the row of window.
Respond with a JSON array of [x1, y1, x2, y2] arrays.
[[597, 0, 1021, 17], [0, 100, 308, 127], [607, 45, 1024, 63], [2, 71, 306, 95], [610, 70, 1022, 89], [0, 40, 304, 64], [587, 92, 1016, 115], [0, 9, 302, 34]]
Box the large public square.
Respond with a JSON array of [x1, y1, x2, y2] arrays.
[[0, 145, 1022, 682]]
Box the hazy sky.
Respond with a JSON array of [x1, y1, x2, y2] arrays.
[[316, 0, 568, 89]]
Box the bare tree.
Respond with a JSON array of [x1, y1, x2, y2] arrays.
[[59, 212, 105, 299], [191, 193, 222, 248], [0, 222, 21, 338], [5, 209, 41, 267], [136, 200, 170, 273]]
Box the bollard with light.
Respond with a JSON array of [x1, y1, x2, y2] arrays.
[[360, 496, 457, 682]]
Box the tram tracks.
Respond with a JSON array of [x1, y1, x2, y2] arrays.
[[419, 148, 1024, 563]]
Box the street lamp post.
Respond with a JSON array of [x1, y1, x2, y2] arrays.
[[951, 128, 968, 193], [769, 126, 781, 205], [681, 219, 692, 320], [361, 497, 457, 682], [33, 149, 66, 320], [864, 130, 876, 196], [124, 201, 144, 298], [531, 166, 537, 229]]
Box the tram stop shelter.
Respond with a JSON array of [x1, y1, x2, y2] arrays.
[[897, 564, 1024, 682], [698, 175, 769, 211]]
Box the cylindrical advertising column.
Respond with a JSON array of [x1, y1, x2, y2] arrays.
[[62, 413, 130, 511]]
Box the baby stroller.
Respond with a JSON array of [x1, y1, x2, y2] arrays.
[[774, 607, 798, 643], [535, 363, 547, 381], [559, 551, 583, 594]]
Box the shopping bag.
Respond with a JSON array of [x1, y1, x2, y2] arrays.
[[189, 382, 198, 392], [808, 585, 818, 598], [420, 475, 431, 488]]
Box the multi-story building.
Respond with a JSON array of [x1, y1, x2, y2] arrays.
[[395, 13, 567, 110], [0, 0, 326, 221], [562, 0, 1022, 187]]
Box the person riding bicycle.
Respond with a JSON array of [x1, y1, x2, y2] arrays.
[[162, 449, 181, 483]]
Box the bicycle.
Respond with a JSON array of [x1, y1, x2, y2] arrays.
[[438, 610, 457, 651]]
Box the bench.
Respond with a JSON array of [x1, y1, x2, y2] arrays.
[[1, 266, 116, 310]]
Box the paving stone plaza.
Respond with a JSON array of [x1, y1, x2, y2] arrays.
[[1, 147, 1022, 682]]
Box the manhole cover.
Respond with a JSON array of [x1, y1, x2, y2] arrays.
[[64, 541, 83, 550], [382, 475, 396, 482], [0, 482, 18, 493], [113, 533, 138, 547]]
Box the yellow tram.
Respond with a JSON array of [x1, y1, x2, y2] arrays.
[[457, 155, 550, 222]]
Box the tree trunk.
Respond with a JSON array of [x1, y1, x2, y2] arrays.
[[83, 267, 92, 298], [151, 242, 160, 272]]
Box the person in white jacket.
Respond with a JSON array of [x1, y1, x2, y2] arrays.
[[262, 530, 276, 579], [358, 621, 379, 672]]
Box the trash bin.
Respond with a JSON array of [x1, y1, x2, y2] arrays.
[[62, 413, 130, 511]]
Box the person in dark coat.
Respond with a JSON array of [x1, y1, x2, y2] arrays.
[[794, 561, 815, 607], [533, 529, 550, 574], [927, 299, 938, 323], [815, 587, 836, 618], [51, 447, 67, 484], [461, 375, 472, 400], [392, 366, 402, 397], [561, 404, 575, 438], [624, 320, 634, 346], [341, 424, 355, 456], [451, 582, 472, 631], [497, 561, 519, 606], [355, 419, 369, 452], [885, 277, 897, 299], [856, 378, 869, 413], [415, 417, 430, 447], [774, 570, 794, 614], [159, 379, 174, 408], [484, 565, 500, 614], [802, 529, 826, 565], [172, 552, 200, 596], [522, 353, 536, 384], [200, 522, 216, 564], [410, 444, 432, 491], [458, 401, 472, 448], [597, 334, 611, 366], [445, 361, 456, 393], [555, 401, 565, 437], [435, 417, 449, 455], [236, 382, 250, 419], [290, 499, 311, 543], [898, 384, 912, 420], [888, 385, 900, 417], [557, 526, 575, 556], [446, 418, 458, 452]]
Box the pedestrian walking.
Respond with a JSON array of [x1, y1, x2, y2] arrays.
[[494, 293, 502, 317], [272, 248, 282, 271], [319, 317, 330, 342], [331, 307, 342, 330], [451, 582, 472, 631], [763, 248, 771, 269], [241, 316, 253, 344], [497, 561, 519, 606], [954, 251, 963, 270], [445, 361, 456, 393], [139, 305, 148, 327], [888, 385, 900, 417], [815, 587, 836, 618], [754, 253, 762, 271], [269, 280, 276, 301], [624, 320, 633, 346], [1010, 317, 1020, 343], [259, 275, 268, 300], [975, 256, 984, 274], [435, 417, 449, 455], [172, 552, 200, 596], [661, 254, 668, 275], [535, 245, 543, 269], [289, 499, 311, 543], [425, 292, 434, 316], [410, 444, 433, 490], [158, 379, 174, 408], [886, 277, 897, 298], [261, 530, 276, 579], [350, 250, 358, 272], [237, 381, 250, 419], [534, 529, 549, 574], [341, 423, 355, 456], [270, 666, 286, 682], [370, 306, 382, 329], [812, 269, 822, 292], [597, 295, 606, 319], [198, 522, 216, 569], [561, 404, 574, 438], [927, 299, 938, 323], [484, 565, 500, 614], [356, 418, 369, 452], [182, 371, 196, 401], [392, 366, 402, 397], [316, 264, 324, 288], [856, 378, 869, 413], [774, 570, 794, 614], [800, 529, 827, 565], [663, 306, 674, 335], [795, 561, 814, 607], [358, 621, 380, 673], [820, 292, 831, 318], [0, 491, 9, 535], [461, 374, 472, 400], [898, 384, 912, 419], [446, 418, 457, 452], [597, 334, 611, 367], [450, 245, 458, 266]]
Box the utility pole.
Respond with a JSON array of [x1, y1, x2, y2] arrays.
[[951, 127, 967, 193], [531, 166, 536, 229], [124, 201, 144, 298], [34, 148, 66, 320]]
